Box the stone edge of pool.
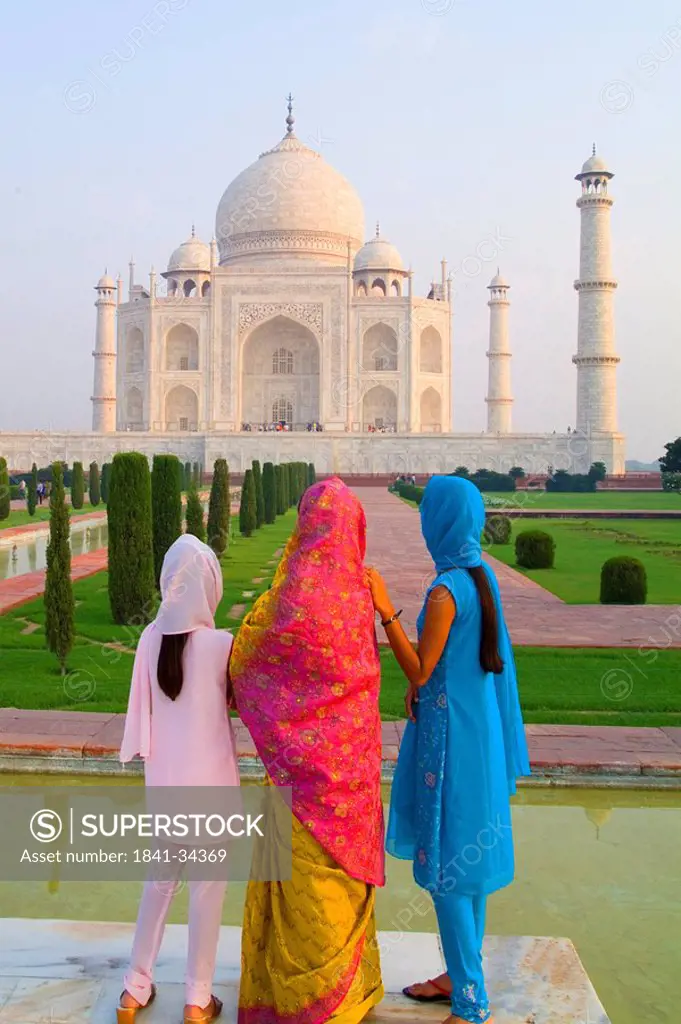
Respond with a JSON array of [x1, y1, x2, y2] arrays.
[[0, 711, 680, 787]]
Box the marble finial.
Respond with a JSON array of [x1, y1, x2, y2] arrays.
[[376, 221, 380, 239], [286, 93, 295, 135], [592, 142, 597, 156], [191, 224, 196, 238]]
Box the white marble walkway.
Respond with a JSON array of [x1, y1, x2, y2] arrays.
[[0, 920, 610, 1023]]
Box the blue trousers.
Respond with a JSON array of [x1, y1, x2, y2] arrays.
[[432, 891, 491, 1022]]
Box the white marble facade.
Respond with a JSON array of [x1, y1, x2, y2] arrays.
[[2, 117, 626, 474]]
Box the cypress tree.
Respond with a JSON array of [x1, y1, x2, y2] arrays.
[[275, 464, 287, 515], [44, 462, 74, 674], [101, 462, 111, 504], [308, 462, 316, 487], [252, 459, 265, 528], [71, 462, 85, 510], [89, 462, 100, 506], [27, 462, 38, 516], [108, 452, 155, 625], [0, 458, 8, 521], [239, 469, 257, 537], [192, 462, 201, 487], [151, 454, 183, 588], [184, 462, 192, 491], [185, 480, 206, 541], [287, 463, 296, 507], [263, 462, 277, 524], [207, 458, 230, 557]]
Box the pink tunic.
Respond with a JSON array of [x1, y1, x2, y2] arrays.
[[121, 622, 239, 789]]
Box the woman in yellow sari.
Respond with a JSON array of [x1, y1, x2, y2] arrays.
[[230, 477, 385, 1023]]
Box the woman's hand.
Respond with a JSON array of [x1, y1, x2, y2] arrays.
[[405, 683, 418, 722], [365, 567, 395, 622]]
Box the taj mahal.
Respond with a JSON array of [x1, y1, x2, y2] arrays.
[[2, 103, 625, 475]]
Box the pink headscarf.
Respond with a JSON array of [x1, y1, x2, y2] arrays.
[[230, 477, 385, 886], [120, 534, 224, 763]]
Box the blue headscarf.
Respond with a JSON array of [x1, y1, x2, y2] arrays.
[[420, 475, 486, 572]]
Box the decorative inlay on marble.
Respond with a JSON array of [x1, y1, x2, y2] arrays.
[[238, 302, 323, 337]]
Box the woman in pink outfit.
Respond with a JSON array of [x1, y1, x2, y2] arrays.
[[117, 533, 238, 1024]]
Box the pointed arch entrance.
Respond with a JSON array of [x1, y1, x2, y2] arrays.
[[241, 315, 320, 427]]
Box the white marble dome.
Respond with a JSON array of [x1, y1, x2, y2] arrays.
[[489, 271, 509, 288], [167, 232, 211, 273], [96, 273, 115, 289], [354, 234, 403, 272], [215, 132, 365, 265]]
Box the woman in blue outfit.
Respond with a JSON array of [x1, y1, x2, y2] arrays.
[[367, 475, 529, 1024]]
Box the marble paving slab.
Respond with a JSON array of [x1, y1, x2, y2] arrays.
[[0, 920, 610, 1023]]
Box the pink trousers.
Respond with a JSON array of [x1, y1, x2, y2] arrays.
[[123, 878, 227, 1008]]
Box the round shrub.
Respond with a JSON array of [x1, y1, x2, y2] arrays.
[[484, 514, 512, 545], [515, 530, 555, 569], [600, 556, 647, 605]]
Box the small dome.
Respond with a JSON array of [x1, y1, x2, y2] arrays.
[[96, 273, 115, 289], [488, 271, 509, 288], [580, 151, 610, 175], [167, 231, 211, 273], [354, 234, 403, 272]]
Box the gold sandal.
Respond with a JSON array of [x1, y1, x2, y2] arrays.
[[116, 984, 156, 1023], [183, 995, 223, 1024]]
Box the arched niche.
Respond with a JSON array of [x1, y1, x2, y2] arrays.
[[165, 384, 198, 431], [241, 314, 320, 428], [362, 384, 397, 430], [362, 323, 398, 372], [371, 278, 386, 297], [165, 323, 199, 371], [420, 386, 442, 430], [126, 386, 143, 429], [420, 326, 443, 373], [125, 327, 144, 373]]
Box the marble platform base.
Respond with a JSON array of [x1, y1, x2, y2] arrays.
[[0, 919, 610, 1023]]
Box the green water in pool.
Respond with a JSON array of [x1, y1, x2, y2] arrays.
[[0, 776, 678, 1024]]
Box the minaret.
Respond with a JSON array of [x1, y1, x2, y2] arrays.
[[573, 146, 619, 434], [91, 272, 117, 433], [485, 270, 513, 433]]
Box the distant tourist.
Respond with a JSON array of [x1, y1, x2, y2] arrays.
[[118, 535, 238, 1024], [366, 476, 529, 1023]]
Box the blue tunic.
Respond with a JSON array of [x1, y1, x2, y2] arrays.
[[386, 476, 530, 897]]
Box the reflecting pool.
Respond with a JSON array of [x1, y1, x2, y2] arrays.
[[0, 778, 678, 1023]]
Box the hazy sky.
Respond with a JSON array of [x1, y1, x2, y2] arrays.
[[2, 0, 680, 460]]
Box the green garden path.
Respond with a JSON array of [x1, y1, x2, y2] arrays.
[[355, 487, 681, 649]]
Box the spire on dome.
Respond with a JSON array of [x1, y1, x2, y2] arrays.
[[191, 224, 196, 238], [286, 93, 295, 135], [376, 221, 380, 239]]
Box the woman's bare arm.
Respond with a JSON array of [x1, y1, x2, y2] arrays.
[[366, 568, 455, 689]]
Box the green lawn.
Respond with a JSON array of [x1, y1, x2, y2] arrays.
[[0, 512, 296, 713], [488, 518, 681, 603], [379, 647, 681, 727], [0, 503, 103, 530], [487, 490, 680, 510]]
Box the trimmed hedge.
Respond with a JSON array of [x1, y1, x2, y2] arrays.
[[71, 461, 85, 510], [44, 462, 74, 673], [89, 462, 100, 506], [240, 469, 257, 537], [484, 514, 512, 545], [252, 460, 265, 528], [0, 457, 10, 520], [151, 455, 183, 588], [393, 480, 424, 505], [207, 459, 230, 557], [515, 530, 555, 569], [600, 556, 648, 605], [263, 462, 277, 524], [185, 481, 206, 542], [108, 452, 155, 625], [308, 463, 316, 487]]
